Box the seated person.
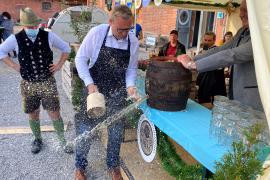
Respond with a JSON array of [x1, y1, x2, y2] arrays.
[[196, 32, 226, 105], [157, 30, 186, 61]]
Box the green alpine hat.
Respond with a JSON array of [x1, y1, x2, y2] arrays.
[[19, 7, 42, 27]]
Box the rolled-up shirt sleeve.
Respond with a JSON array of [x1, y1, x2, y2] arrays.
[[75, 29, 97, 87], [0, 35, 17, 60], [126, 42, 139, 88], [49, 32, 71, 53]]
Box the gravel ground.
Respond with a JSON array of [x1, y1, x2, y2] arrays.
[[0, 50, 110, 180]]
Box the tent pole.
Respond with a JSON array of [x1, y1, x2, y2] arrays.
[[134, 0, 137, 33], [196, 10, 204, 55]]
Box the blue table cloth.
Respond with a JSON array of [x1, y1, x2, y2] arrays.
[[136, 71, 230, 172]]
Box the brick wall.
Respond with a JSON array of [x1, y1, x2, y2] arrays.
[[89, 0, 106, 9], [92, 2, 178, 37], [0, 0, 62, 23], [137, 5, 177, 36]]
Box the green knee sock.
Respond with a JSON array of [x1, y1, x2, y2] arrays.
[[52, 119, 66, 145], [29, 119, 42, 140]]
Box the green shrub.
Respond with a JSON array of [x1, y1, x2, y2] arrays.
[[71, 75, 84, 109], [214, 123, 264, 180], [67, 47, 76, 62]]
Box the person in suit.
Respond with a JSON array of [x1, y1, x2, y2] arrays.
[[177, 0, 262, 111]]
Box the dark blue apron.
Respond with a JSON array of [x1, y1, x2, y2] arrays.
[[90, 27, 130, 100], [75, 26, 130, 132], [75, 26, 131, 170]]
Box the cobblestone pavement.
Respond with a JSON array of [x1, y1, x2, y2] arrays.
[[0, 50, 110, 180]]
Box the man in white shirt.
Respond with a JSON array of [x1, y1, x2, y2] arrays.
[[0, 7, 73, 154], [74, 5, 139, 180]]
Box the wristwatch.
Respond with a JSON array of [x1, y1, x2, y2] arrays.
[[187, 61, 193, 70]]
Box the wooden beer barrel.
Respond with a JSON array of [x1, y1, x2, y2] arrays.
[[145, 60, 192, 111]]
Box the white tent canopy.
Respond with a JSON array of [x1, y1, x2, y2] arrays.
[[171, 0, 241, 4], [247, 0, 270, 128]]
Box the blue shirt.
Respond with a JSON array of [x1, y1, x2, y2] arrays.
[[135, 23, 142, 38]]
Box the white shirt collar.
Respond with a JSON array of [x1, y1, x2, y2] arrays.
[[107, 26, 129, 42]]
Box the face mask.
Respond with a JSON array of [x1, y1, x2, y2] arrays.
[[25, 28, 39, 38], [3, 16, 8, 20]]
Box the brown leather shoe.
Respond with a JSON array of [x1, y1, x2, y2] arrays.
[[108, 167, 123, 180], [75, 169, 86, 180]]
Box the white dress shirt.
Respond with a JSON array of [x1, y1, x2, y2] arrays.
[[0, 29, 71, 60], [75, 24, 139, 88]]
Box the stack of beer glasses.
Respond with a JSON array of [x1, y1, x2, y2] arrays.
[[210, 96, 269, 147]]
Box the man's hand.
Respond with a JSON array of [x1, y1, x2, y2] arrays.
[[127, 86, 140, 102], [177, 54, 196, 70], [49, 63, 62, 74], [87, 84, 98, 94], [50, 53, 69, 74]]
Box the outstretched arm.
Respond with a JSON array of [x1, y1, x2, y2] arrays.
[[177, 40, 253, 73]]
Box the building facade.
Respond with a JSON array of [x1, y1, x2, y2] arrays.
[[0, 0, 87, 23], [90, 1, 229, 48]]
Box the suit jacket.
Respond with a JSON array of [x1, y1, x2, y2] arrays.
[[194, 27, 262, 110]]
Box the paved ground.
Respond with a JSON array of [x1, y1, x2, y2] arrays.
[[0, 50, 110, 180]]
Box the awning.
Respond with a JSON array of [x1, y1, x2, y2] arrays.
[[164, 0, 241, 11]]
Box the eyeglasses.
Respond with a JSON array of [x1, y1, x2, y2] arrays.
[[117, 27, 134, 33]]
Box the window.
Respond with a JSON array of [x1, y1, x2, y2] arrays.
[[42, 2, 52, 11]]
